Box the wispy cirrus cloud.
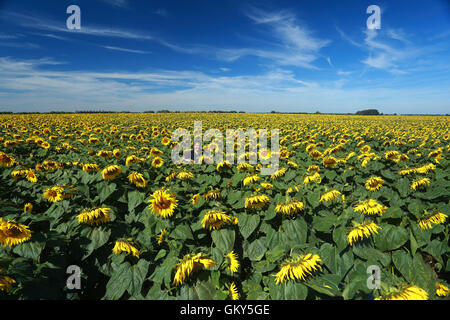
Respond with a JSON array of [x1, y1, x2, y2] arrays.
[[215, 7, 330, 68], [97, 0, 128, 8], [337, 25, 438, 75], [2, 11, 154, 40], [100, 45, 150, 54], [1, 8, 330, 69]]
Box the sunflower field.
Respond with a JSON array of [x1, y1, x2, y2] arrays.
[[0, 113, 449, 300]]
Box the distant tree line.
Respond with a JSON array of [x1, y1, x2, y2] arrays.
[[355, 109, 380, 115]]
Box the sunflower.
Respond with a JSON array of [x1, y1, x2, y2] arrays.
[[436, 283, 449, 297], [11, 169, 26, 180], [309, 149, 323, 160], [307, 165, 320, 173], [411, 178, 430, 190], [77, 208, 111, 225], [201, 211, 232, 230], [270, 167, 286, 180], [275, 200, 304, 215], [347, 222, 380, 246], [97, 150, 112, 159], [203, 189, 221, 200], [150, 147, 163, 157], [0, 219, 32, 247], [365, 177, 384, 191], [385, 150, 400, 160], [243, 174, 259, 186], [82, 163, 99, 173], [323, 156, 338, 167], [40, 141, 50, 149], [375, 285, 428, 300], [152, 156, 164, 168], [320, 190, 341, 202], [418, 212, 448, 230], [24, 203, 33, 213], [161, 137, 171, 145], [225, 251, 240, 273], [237, 163, 254, 172], [165, 171, 177, 182], [415, 163, 436, 174], [303, 172, 322, 184], [260, 182, 273, 190], [0, 275, 16, 292], [128, 172, 147, 188], [399, 168, 415, 175], [113, 148, 121, 158], [229, 282, 239, 300], [245, 194, 270, 209], [112, 240, 140, 258], [149, 188, 178, 218], [173, 252, 216, 286], [191, 193, 200, 205], [176, 171, 194, 179], [286, 185, 301, 194], [25, 169, 37, 183], [353, 199, 388, 216], [157, 228, 167, 245], [101, 165, 122, 180], [345, 152, 356, 161], [43, 185, 64, 202], [126, 155, 144, 166], [217, 160, 232, 171], [274, 253, 322, 284], [0, 152, 15, 167], [287, 160, 298, 168]]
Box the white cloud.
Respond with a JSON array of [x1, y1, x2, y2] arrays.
[[98, 0, 128, 8], [337, 70, 353, 76], [100, 45, 150, 54], [1, 56, 448, 114], [232, 7, 330, 68]]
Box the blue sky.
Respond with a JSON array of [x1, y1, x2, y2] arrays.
[[0, 0, 449, 114]]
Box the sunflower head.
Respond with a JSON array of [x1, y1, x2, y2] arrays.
[[365, 177, 384, 191], [229, 282, 239, 300], [245, 194, 270, 209], [347, 221, 380, 246], [173, 252, 216, 286], [152, 157, 164, 167], [275, 253, 322, 284], [0, 219, 32, 247], [101, 165, 122, 180], [376, 285, 428, 300], [275, 200, 304, 215], [418, 212, 448, 230], [24, 203, 33, 213], [77, 208, 112, 226], [0, 275, 16, 292], [225, 251, 240, 273], [112, 240, 140, 258], [128, 172, 147, 188], [201, 211, 232, 230], [149, 188, 178, 218], [320, 190, 341, 202], [411, 178, 430, 190]]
